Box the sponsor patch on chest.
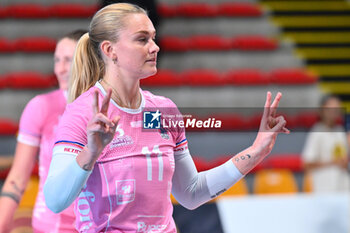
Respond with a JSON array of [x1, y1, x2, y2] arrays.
[[110, 135, 134, 148]]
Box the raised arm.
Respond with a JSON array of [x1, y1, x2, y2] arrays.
[[44, 89, 120, 213], [232, 91, 289, 174], [172, 92, 289, 209], [76, 89, 120, 171]]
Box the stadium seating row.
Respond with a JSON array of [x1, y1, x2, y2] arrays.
[[0, 3, 262, 19], [160, 35, 278, 51], [0, 35, 278, 53], [0, 72, 57, 89], [0, 69, 316, 90], [143, 69, 317, 86]]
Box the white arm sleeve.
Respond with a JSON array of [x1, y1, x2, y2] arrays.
[[171, 150, 243, 210], [44, 151, 91, 213]]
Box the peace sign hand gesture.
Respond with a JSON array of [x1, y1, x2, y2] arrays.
[[87, 89, 120, 156], [253, 91, 289, 157], [77, 89, 120, 171]]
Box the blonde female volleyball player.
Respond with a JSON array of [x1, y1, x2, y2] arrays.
[[44, 3, 289, 232]]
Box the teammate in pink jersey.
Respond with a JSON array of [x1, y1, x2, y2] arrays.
[[44, 3, 289, 232], [0, 30, 86, 233]]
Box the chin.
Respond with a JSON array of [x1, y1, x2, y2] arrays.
[[58, 82, 68, 91], [140, 68, 157, 80]]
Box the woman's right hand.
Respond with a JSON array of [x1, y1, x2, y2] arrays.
[[87, 88, 120, 157], [77, 89, 120, 170]]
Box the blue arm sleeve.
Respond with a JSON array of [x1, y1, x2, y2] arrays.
[[44, 151, 91, 213]]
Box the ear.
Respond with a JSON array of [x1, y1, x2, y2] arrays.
[[100, 40, 117, 61]]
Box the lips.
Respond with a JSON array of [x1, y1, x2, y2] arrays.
[[146, 57, 156, 62]]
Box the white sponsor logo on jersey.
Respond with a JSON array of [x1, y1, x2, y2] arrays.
[[116, 179, 135, 205], [110, 125, 134, 148], [137, 222, 167, 232]]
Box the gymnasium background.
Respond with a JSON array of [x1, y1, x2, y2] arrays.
[[0, 0, 349, 232]]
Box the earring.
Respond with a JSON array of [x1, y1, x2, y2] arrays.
[[113, 58, 117, 64]]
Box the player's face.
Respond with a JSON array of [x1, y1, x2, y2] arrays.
[[54, 38, 77, 90], [113, 13, 159, 79]]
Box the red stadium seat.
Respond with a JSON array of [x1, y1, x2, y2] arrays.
[[270, 68, 318, 85], [224, 69, 270, 85], [48, 4, 98, 18], [46, 73, 59, 87], [192, 156, 211, 172], [188, 35, 231, 51], [294, 112, 319, 129], [209, 156, 232, 169], [157, 3, 178, 18], [177, 3, 218, 17], [232, 36, 278, 51], [0, 118, 18, 135], [0, 7, 9, 18], [265, 154, 303, 172], [6, 72, 55, 89], [141, 70, 182, 86], [218, 2, 263, 17], [181, 69, 223, 86], [279, 113, 297, 129], [14, 37, 56, 53], [246, 113, 263, 130], [0, 38, 14, 52], [159, 36, 189, 52], [0, 75, 9, 89], [248, 112, 298, 130], [7, 4, 49, 18], [0, 167, 11, 180]]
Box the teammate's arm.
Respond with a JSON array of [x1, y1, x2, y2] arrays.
[[0, 143, 38, 232]]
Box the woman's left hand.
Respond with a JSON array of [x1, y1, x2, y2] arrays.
[[252, 91, 289, 157]]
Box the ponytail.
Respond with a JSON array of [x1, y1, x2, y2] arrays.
[[68, 33, 105, 103]]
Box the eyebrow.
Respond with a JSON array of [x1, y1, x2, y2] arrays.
[[134, 30, 156, 36]]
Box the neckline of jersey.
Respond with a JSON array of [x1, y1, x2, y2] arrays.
[[95, 81, 145, 114]]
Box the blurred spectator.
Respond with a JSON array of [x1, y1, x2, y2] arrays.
[[302, 95, 350, 193], [346, 113, 350, 154]]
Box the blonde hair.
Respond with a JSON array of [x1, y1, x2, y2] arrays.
[[68, 3, 147, 102]]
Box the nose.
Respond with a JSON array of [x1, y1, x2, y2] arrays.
[[55, 60, 68, 76], [150, 39, 160, 54]]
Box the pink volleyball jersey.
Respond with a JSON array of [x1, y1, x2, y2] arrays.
[[53, 82, 188, 232], [17, 89, 76, 232]]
